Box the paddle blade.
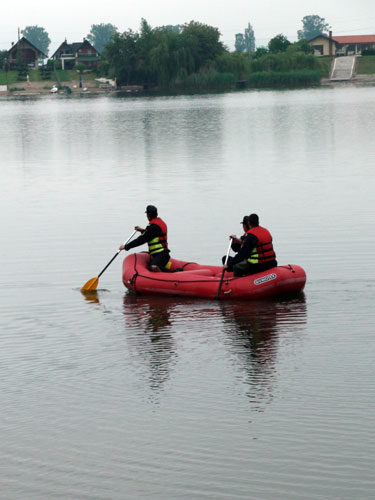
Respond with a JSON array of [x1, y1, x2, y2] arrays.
[[81, 277, 99, 291]]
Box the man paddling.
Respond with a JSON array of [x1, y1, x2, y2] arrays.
[[120, 205, 172, 272], [224, 213, 277, 277]]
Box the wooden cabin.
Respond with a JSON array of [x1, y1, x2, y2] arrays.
[[7, 37, 47, 69]]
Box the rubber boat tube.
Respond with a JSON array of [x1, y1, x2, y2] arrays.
[[123, 252, 306, 300]]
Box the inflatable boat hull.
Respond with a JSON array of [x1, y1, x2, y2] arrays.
[[122, 253, 306, 300]]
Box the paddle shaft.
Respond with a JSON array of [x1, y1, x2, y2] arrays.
[[97, 230, 137, 277], [215, 238, 232, 299]]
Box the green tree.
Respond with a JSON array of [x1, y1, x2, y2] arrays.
[[216, 51, 251, 78], [149, 31, 174, 86], [21, 25, 50, 55], [103, 30, 139, 85], [287, 39, 313, 54], [87, 23, 117, 53], [268, 34, 291, 53], [297, 15, 330, 41], [181, 21, 224, 71], [250, 52, 320, 73], [252, 47, 268, 59], [137, 18, 156, 85], [145, 23, 194, 87], [103, 19, 227, 88]]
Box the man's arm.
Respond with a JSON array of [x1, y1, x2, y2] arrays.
[[125, 224, 161, 250], [230, 234, 258, 265], [230, 234, 245, 253]]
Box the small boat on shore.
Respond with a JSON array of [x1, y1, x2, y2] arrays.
[[123, 253, 306, 300]]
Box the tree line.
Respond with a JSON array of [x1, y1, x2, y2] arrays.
[[100, 18, 326, 89], [0, 15, 332, 89]]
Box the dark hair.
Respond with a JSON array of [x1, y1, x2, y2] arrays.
[[145, 205, 158, 217], [249, 213, 259, 226]]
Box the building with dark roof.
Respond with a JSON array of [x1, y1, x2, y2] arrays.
[[7, 37, 48, 69], [51, 39, 100, 69]]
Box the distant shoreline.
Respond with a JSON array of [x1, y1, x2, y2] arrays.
[[1, 75, 375, 98]]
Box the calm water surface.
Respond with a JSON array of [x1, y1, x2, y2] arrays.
[[1, 87, 375, 499]]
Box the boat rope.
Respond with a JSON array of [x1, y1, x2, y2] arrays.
[[128, 254, 139, 288], [279, 264, 295, 273]]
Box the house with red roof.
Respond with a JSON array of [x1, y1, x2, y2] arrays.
[[308, 32, 375, 56]]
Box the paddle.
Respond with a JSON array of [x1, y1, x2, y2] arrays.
[[214, 238, 232, 299], [81, 230, 137, 291]]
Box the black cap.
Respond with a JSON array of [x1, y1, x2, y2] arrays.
[[249, 213, 259, 226], [145, 205, 158, 216], [240, 215, 249, 225]]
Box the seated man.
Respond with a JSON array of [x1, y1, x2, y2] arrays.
[[224, 213, 277, 277], [120, 205, 172, 272]]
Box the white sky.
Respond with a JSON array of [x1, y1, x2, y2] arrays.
[[2, 0, 375, 54]]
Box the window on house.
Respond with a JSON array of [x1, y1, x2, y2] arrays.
[[312, 45, 324, 55]]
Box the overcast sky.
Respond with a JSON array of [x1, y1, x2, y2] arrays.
[[2, 0, 375, 53]]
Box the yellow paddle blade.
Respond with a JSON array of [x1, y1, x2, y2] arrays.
[[81, 277, 99, 291]]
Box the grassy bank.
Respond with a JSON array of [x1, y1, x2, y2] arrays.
[[0, 69, 98, 86], [56, 70, 97, 82], [357, 55, 375, 74], [0, 71, 20, 85]]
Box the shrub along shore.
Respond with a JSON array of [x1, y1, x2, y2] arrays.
[[0, 56, 326, 94], [1, 52, 375, 95]]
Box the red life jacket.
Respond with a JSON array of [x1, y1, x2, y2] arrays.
[[246, 226, 276, 264], [147, 217, 169, 255]]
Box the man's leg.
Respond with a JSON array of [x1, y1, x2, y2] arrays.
[[235, 260, 278, 276], [150, 251, 171, 272], [222, 255, 234, 270], [232, 259, 252, 277]]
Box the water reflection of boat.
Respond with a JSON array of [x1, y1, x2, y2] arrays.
[[123, 252, 306, 300], [219, 294, 307, 409], [123, 294, 177, 393], [122, 293, 307, 406]]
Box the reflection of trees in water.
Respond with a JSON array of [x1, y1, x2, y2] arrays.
[[123, 294, 177, 395], [220, 293, 307, 410]]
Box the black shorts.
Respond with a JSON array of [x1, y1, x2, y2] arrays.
[[150, 250, 170, 270]]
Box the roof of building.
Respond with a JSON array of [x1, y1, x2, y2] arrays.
[[333, 35, 375, 44], [307, 34, 338, 44], [8, 36, 48, 58], [52, 39, 100, 58], [308, 33, 375, 45]]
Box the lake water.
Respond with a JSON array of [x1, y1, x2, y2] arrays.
[[1, 87, 375, 499]]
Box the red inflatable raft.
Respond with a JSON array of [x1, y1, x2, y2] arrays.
[[123, 253, 306, 300]]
